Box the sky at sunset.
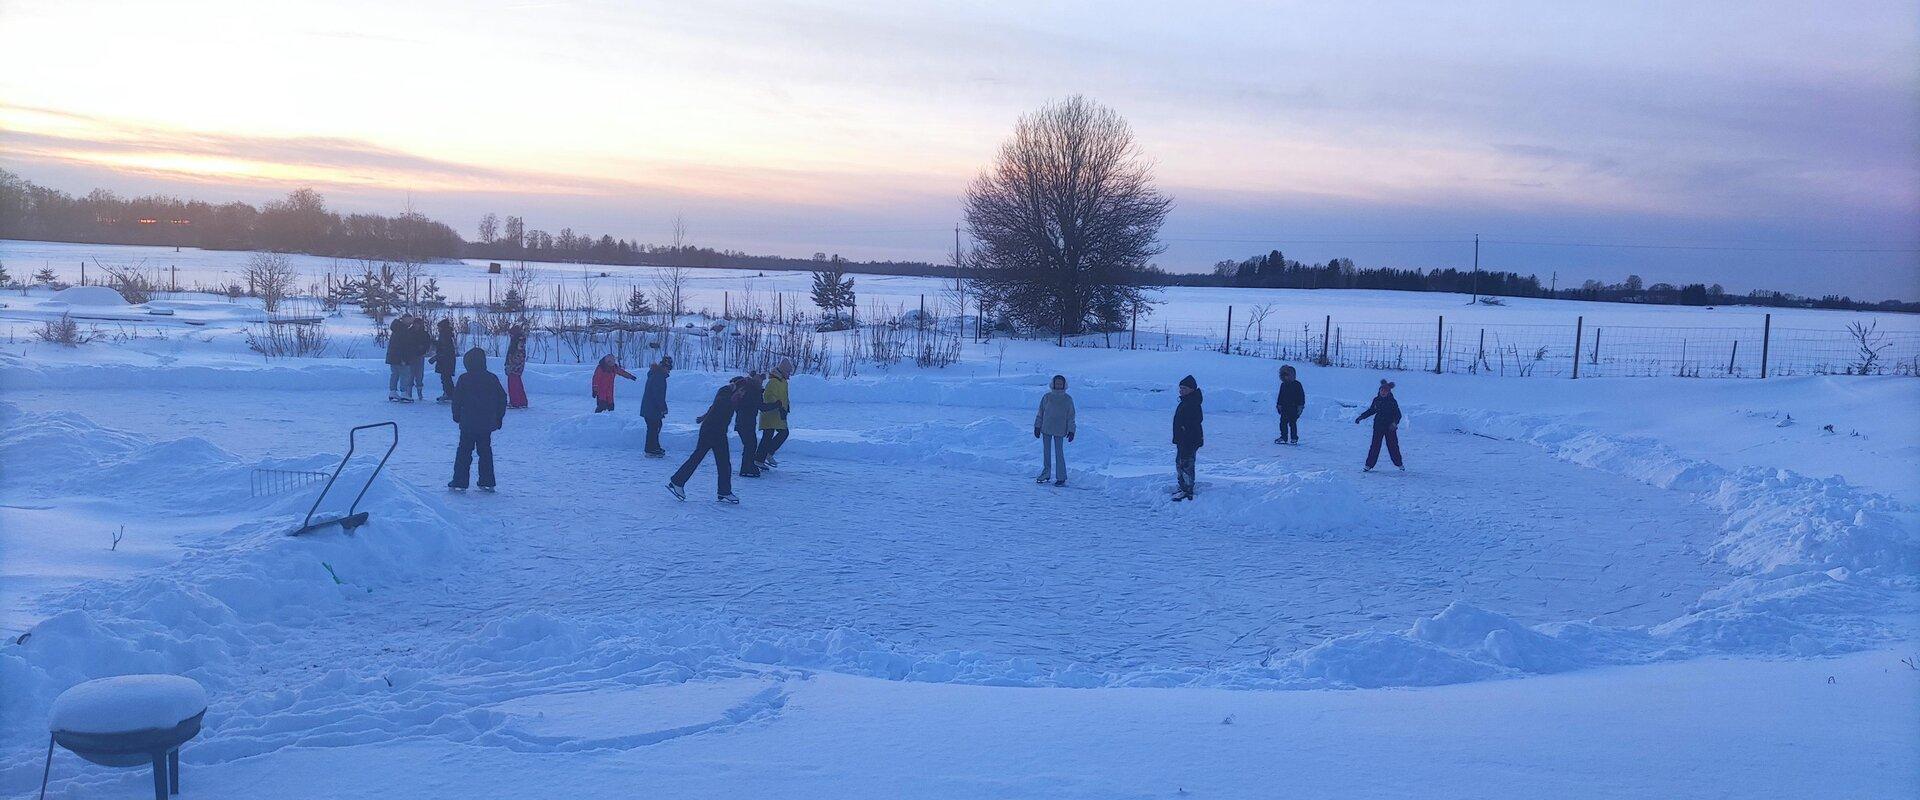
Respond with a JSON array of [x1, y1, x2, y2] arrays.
[[2, 0, 1916, 298]]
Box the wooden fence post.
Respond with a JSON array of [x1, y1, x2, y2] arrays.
[[1224, 306, 1233, 353], [1130, 305, 1138, 350], [1591, 327, 1601, 365], [1572, 316, 1583, 379], [1476, 328, 1485, 373], [1435, 315, 1445, 373], [1760, 313, 1771, 379], [1320, 315, 1331, 365], [724, 291, 729, 320]]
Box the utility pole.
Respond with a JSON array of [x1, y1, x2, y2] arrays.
[[1468, 233, 1480, 305], [1550, 270, 1558, 295]]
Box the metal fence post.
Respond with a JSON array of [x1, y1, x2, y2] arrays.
[[1435, 315, 1444, 373], [1224, 306, 1233, 354], [1572, 316, 1583, 379], [1728, 340, 1739, 375], [1320, 315, 1330, 365], [1591, 327, 1601, 365], [1130, 305, 1138, 350], [1760, 313, 1771, 379]]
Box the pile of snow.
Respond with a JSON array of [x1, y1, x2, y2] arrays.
[[47, 285, 131, 307], [0, 407, 471, 747]]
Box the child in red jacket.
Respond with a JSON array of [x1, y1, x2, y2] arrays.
[[592, 354, 636, 412]]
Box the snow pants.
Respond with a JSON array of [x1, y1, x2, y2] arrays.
[[1278, 407, 1300, 442], [757, 428, 789, 461], [595, 399, 614, 413], [453, 429, 495, 488], [506, 373, 527, 408], [644, 416, 664, 452], [388, 363, 408, 394], [671, 435, 732, 497], [736, 426, 760, 476], [1366, 425, 1403, 469], [1175, 446, 1197, 495], [1039, 435, 1067, 481]]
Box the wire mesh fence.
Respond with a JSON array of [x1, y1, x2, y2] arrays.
[[1014, 311, 1920, 379]]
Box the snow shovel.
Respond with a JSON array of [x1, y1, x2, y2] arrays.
[[292, 421, 398, 536]]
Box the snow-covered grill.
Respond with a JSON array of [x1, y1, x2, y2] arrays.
[[43, 675, 207, 800]]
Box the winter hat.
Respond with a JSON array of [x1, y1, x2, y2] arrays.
[[462, 347, 488, 372], [1379, 379, 1395, 391], [1179, 375, 1198, 390], [1051, 374, 1067, 389], [776, 358, 795, 377]]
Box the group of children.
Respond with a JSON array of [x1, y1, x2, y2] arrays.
[[1037, 366, 1407, 503], [429, 344, 1407, 501], [591, 354, 795, 504]]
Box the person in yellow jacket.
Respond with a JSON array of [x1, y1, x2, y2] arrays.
[[756, 359, 793, 469]]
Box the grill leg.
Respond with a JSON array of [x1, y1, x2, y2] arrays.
[[169, 748, 180, 794], [151, 752, 168, 800]]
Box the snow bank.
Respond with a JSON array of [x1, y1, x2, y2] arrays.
[[0, 406, 471, 745], [47, 285, 131, 307]]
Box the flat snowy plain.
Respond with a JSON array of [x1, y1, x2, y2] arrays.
[[1, 240, 1916, 798]]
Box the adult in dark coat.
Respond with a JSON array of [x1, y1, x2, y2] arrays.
[[450, 348, 508, 490], [1276, 364, 1306, 444], [667, 384, 737, 502], [384, 319, 411, 401], [1172, 374, 1204, 501], [1354, 379, 1404, 471], [640, 357, 672, 456], [429, 318, 458, 402], [732, 373, 765, 477]]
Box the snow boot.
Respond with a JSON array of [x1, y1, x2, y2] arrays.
[[665, 482, 686, 501], [717, 493, 740, 505]]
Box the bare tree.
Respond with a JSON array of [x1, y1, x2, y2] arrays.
[[652, 265, 690, 325], [1244, 303, 1275, 341], [1847, 320, 1891, 375], [478, 213, 499, 244], [244, 252, 298, 311], [964, 96, 1172, 335]]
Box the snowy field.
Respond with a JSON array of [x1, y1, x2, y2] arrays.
[[1, 241, 1917, 798]]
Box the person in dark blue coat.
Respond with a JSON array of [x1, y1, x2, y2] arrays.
[[732, 372, 764, 478], [1275, 364, 1306, 444], [1171, 374, 1204, 501], [1354, 379, 1404, 471], [640, 356, 672, 457], [450, 347, 508, 491]]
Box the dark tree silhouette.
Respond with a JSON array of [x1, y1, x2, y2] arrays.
[[964, 96, 1171, 334]]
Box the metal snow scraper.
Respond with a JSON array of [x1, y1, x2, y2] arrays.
[[292, 421, 398, 536]]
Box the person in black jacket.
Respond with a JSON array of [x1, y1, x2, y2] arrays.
[[384, 318, 411, 402], [429, 318, 458, 403], [732, 373, 764, 478], [639, 357, 672, 457], [1172, 374, 1204, 501], [449, 347, 508, 491], [1275, 364, 1305, 445], [1354, 379, 1404, 471], [667, 384, 739, 503]]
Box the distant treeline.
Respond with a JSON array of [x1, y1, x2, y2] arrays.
[[2, 170, 1909, 312], [1161, 249, 1920, 313]]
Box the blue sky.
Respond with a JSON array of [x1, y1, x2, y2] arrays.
[[2, 0, 1915, 298]]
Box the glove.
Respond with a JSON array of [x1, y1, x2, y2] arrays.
[[1034, 427, 1041, 438], [1353, 418, 1362, 424], [1067, 432, 1075, 443]]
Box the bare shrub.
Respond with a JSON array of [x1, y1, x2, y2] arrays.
[[245, 252, 299, 311], [36, 312, 99, 346], [1847, 321, 1891, 375], [245, 322, 330, 358]]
